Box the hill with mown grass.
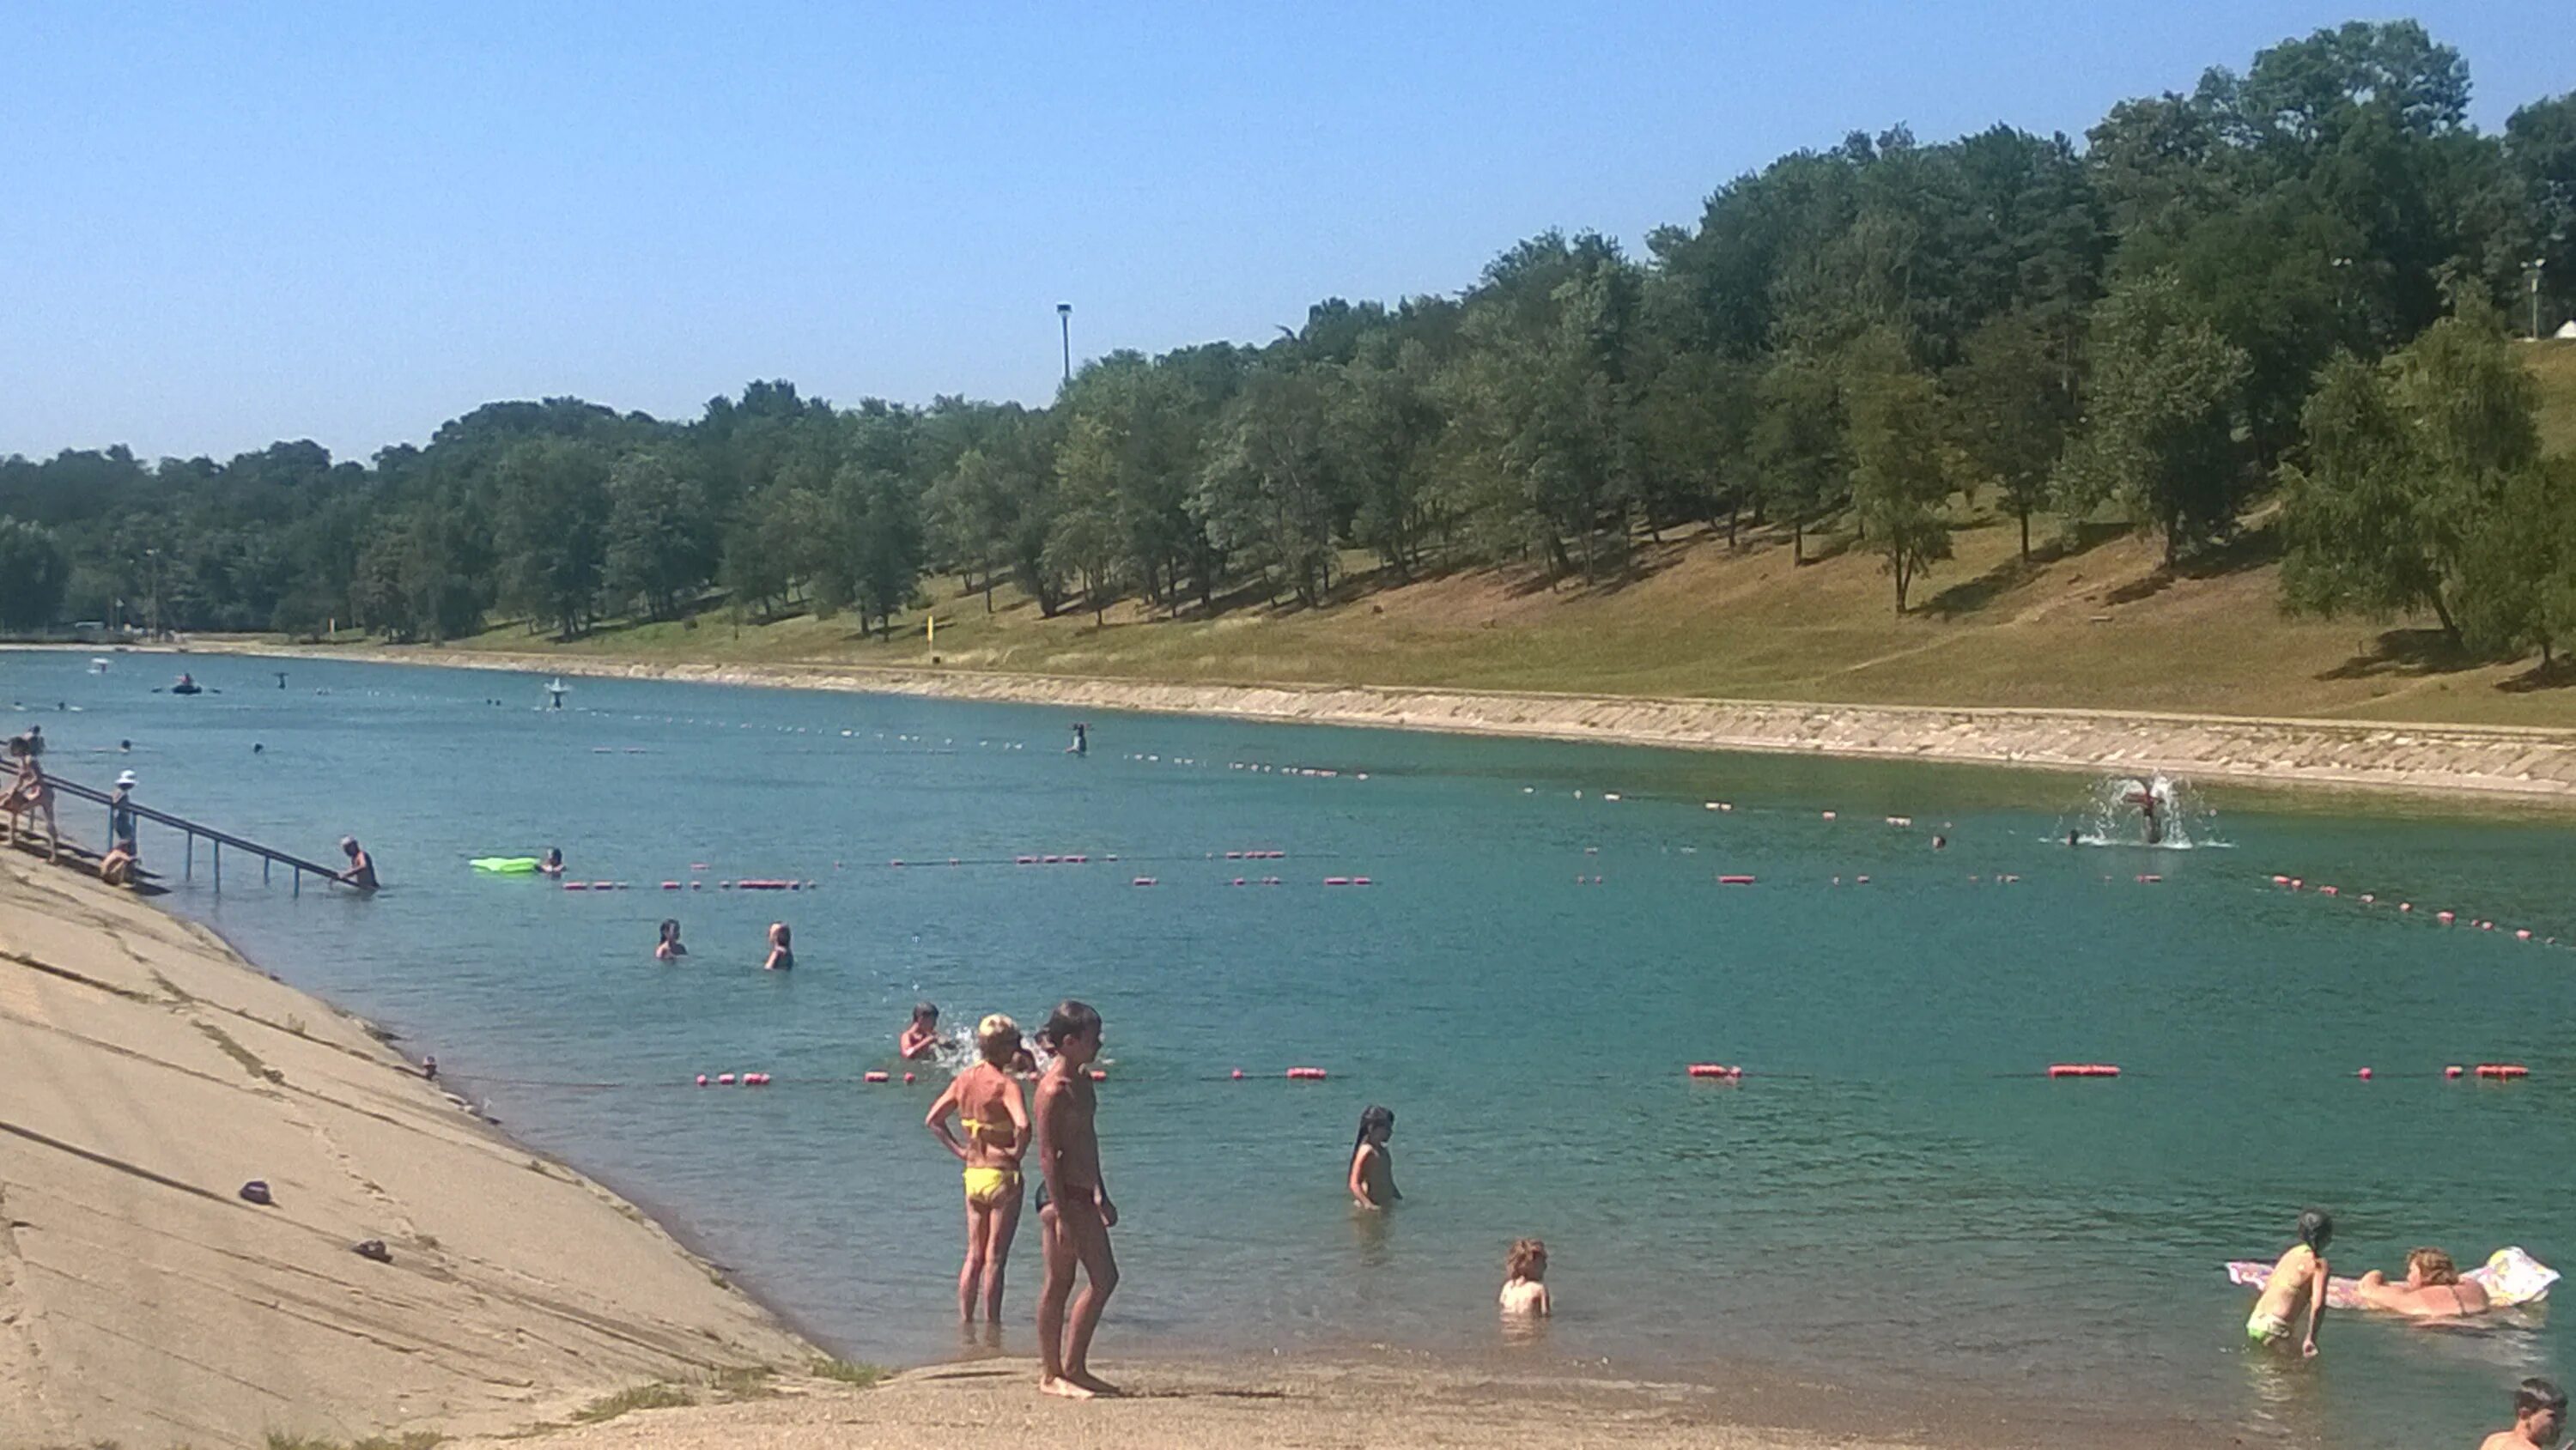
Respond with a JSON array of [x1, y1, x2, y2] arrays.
[[417, 343, 2576, 730]]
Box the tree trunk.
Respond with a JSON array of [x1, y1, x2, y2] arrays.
[[2018, 506, 2031, 561], [1792, 517, 1805, 566]]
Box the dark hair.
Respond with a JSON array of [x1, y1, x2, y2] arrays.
[[912, 1001, 939, 1023], [2297, 1207, 2334, 1251], [2519, 1378, 2568, 1418], [659, 919, 680, 939], [1351, 1104, 1394, 1164], [1040, 999, 1101, 1046]]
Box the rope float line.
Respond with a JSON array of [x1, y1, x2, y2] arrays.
[[2268, 873, 2562, 947]]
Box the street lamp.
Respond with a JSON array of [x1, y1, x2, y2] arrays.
[[1056, 302, 1072, 385], [2531, 258, 2548, 341]]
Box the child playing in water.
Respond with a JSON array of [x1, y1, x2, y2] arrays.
[[927, 1014, 1031, 1322], [1500, 1239, 1552, 1317], [2247, 1208, 2332, 1356], [762, 922, 793, 971], [900, 1003, 941, 1059], [654, 919, 687, 962], [1347, 1105, 1400, 1210]]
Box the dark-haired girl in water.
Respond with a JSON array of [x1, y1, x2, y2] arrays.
[[900, 1003, 942, 1059], [1348, 1105, 1400, 1210], [762, 922, 793, 971], [654, 919, 687, 962]]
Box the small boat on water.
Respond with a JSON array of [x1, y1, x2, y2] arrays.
[[167, 672, 203, 695]]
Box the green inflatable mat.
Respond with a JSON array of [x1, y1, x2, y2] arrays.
[[471, 856, 542, 873]]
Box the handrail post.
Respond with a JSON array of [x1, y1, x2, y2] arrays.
[[213, 840, 221, 893], [185, 833, 193, 881]]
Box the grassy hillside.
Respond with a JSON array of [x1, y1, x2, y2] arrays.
[[431, 347, 2576, 729]]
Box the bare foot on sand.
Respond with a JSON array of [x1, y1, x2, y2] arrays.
[[1067, 1370, 1122, 1397], [1038, 1374, 1096, 1400]]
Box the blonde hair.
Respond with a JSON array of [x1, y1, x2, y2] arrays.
[[2408, 1247, 2460, 1285], [1504, 1238, 1547, 1282], [976, 1014, 1021, 1066]]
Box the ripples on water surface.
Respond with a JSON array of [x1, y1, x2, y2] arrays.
[[7, 650, 2570, 1447]]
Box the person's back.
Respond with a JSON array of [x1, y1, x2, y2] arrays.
[[2482, 1377, 2567, 1450], [2360, 1247, 2489, 1319], [2249, 1209, 2333, 1356]]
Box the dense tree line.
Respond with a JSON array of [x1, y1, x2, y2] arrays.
[[4, 21, 2573, 655]]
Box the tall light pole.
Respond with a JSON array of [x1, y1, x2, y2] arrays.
[[1056, 302, 1072, 385], [2532, 258, 2548, 341]]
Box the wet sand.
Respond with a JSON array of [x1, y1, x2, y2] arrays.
[[200, 643, 2576, 803]]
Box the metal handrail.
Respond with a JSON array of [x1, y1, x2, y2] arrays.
[[39, 771, 350, 895]]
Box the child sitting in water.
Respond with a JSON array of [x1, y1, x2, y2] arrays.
[[1500, 1239, 1552, 1317], [2248, 1208, 2332, 1356], [762, 922, 793, 971], [900, 1003, 941, 1059], [1347, 1105, 1400, 1210], [654, 919, 687, 962]]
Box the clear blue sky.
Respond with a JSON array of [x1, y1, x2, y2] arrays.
[[3, 2, 2567, 463]]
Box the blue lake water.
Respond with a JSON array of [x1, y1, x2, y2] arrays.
[[6, 647, 2572, 1447]]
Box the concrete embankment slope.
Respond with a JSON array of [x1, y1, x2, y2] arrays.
[[264, 646, 2576, 802], [0, 852, 811, 1448]]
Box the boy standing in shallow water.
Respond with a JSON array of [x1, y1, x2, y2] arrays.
[[1034, 999, 1118, 1398], [2247, 1208, 2332, 1357]]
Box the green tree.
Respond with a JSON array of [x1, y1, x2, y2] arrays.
[[2281, 302, 2542, 640], [1947, 310, 2076, 558], [1843, 331, 1955, 612], [0, 517, 70, 628], [1197, 370, 1342, 606], [602, 449, 715, 621], [1750, 353, 1845, 564], [2053, 270, 2250, 566], [495, 439, 612, 639], [1046, 416, 1125, 624]]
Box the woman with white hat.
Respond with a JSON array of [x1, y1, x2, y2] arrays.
[[100, 771, 140, 887]]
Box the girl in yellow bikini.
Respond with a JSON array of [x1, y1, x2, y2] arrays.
[[927, 1015, 1032, 1323]]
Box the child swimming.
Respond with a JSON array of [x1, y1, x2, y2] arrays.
[[900, 1003, 941, 1059], [1347, 1105, 1400, 1210], [762, 922, 793, 971], [2247, 1208, 2332, 1356], [1500, 1238, 1552, 1317], [926, 1014, 1031, 1322], [654, 919, 687, 962]]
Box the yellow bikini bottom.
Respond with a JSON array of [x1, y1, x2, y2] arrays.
[[963, 1166, 1021, 1206]]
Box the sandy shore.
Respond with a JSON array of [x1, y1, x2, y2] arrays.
[[440, 1353, 2179, 1450], [201, 642, 2576, 803], [0, 846, 813, 1448]]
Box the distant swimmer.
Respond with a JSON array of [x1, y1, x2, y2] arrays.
[[2124, 779, 2165, 845], [2067, 828, 2080, 847], [1066, 722, 1088, 756], [655, 919, 688, 962], [538, 846, 564, 877], [545, 678, 568, 710], [762, 921, 793, 971], [2246, 1208, 2332, 1356], [337, 836, 380, 892], [118, 739, 131, 753], [901, 1003, 942, 1059], [1348, 1104, 1400, 1210], [2480, 1378, 2566, 1450], [1930, 834, 1947, 851], [2354, 1247, 2491, 1319], [1500, 1238, 1552, 1318], [927, 1013, 1032, 1323]]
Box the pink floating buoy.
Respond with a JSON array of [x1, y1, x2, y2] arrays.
[[1716, 874, 1756, 886], [1324, 877, 1351, 887], [2477, 1064, 2530, 1079], [1133, 877, 1157, 887], [903, 1072, 916, 1084], [1230, 1069, 1244, 1080], [1821, 810, 1837, 821], [2438, 911, 2456, 925], [660, 881, 681, 890], [590, 881, 615, 890], [2445, 1065, 2465, 1079], [1686, 1063, 1742, 1079], [2359, 893, 2374, 904], [2355, 1067, 2372, 1080], [1225, 851, 1242, 859], [747, 1072, 770, 1086], [2397, 901, 2411, 912], [1856, 875, 1871, 884], [1286, 1067, 1327, 1080], [2290, 878, 2304, 889], [563, 881, 588, 891], [2270, 875, 2289, 885], [2136, 874, 2162, 883], [2479, 920, 2495, 931], [864, 1071, 890, 1083], [696, 1073, 709, 1086], [717, 1072, 736, 1085], [1088, 1069, 1106, 1082], [2516, 928, 2533, 941], [890, 858, 904, 868], [1016, 856, 1036, 865], [1231, 877, 1247, 886], [2318, 885, 2337, 896], [2047, 1064, 2121, 1078], [690, 863, 708, 871], [1352, 877, 1372, 887]]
